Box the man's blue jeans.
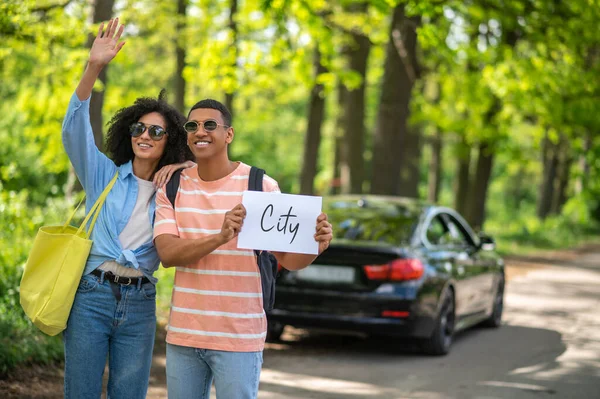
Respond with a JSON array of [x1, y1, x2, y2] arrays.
[[166, 343, 263, 399], [63, 272, 156, 399]]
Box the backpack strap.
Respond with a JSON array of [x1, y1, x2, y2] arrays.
[[166, 169, 182, 208], [248, 166, 265, 192], [249, 166, 265, 256]]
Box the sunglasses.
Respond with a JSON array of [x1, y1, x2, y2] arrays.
[[129, 122, 167, 141], [183, 119, 229, 133]]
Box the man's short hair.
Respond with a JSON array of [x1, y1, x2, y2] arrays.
[[188, 99, 232, 127]]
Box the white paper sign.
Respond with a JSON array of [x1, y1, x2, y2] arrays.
[[238, 191, 323, 255]]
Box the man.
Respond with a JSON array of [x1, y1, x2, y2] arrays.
[[153, 99, 333, 398]]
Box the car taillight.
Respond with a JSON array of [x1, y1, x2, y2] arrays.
[[363, 259, 424, 281], [389, 259, 424, 280], [381, 310, 410, 318], [363, 264, 389, 280]]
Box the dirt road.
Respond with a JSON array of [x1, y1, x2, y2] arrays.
[[2, 247, 599, 398]]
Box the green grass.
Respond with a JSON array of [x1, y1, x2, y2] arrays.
[[495, 232, 600, 257]]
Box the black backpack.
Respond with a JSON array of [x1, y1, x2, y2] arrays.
[[165, 166, 279, 312]]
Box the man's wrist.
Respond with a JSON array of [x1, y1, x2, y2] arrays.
[[215, 233, 229, 247]]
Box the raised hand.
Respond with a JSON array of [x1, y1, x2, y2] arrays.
[[89, 18, 126, 67], [314, 212, 333, 254], [219, 204, 247, 243]]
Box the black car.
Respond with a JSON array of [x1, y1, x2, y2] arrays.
[[267, 195, 504, 355]]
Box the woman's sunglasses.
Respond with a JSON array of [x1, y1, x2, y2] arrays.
[[129, 122, 167, 141], [183, 119, 229, 133]]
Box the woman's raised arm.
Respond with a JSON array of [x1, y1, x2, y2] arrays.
[[76, 18, 125, 101], [62, 18, 125, 196]]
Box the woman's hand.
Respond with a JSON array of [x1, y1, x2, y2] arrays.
[[89, 18, 126, 68], [75, 18, 126, 101], [153, 161, 196, 188]]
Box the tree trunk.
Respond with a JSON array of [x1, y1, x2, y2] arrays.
[[552, 137, 572, 214], [537, 131, 559, 219], [427, 130, 442, 203], [87, 0, 115, 152], [465, 94, 500, 228], [454, 139, 471, 216], [342, 30, 370, 194], [582, 132, 591, 187], [332, 82, 347, 195], [399, 129, 421, 197], [392, 8, 421, 199], [467, 142, 494, 230], [507, 163, 526, 211], [555, 155, 573, 213], [174, 0, 187, 113], [300, 49, 327, 195], [224, 0, 238, 118], [371, 4, 420, 196], [575, 131, 591, 195]]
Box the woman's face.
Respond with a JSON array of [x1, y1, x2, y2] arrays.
[[131, 112, 168, 162]]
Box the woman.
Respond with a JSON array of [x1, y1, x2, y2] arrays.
[[61, 18, 192, 398]]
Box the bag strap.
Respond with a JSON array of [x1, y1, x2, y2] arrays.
[[166, 169, 182, 208], [248, 166, 265, 192], [249, 166, 265, 256], [62, 195, 87, 232], [76, 172, 119, 238]]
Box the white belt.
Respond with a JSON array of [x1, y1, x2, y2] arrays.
[[98, 261, 144, 277]]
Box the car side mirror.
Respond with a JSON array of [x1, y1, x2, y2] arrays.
[[478, 233, 496, 251]]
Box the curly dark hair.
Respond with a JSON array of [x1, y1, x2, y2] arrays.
[[105, 90, 194, 174]]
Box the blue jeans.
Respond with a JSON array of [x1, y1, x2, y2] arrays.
[[63, 272, 156, 399], [166, 343, 263, 399]]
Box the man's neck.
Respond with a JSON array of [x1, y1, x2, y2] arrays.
[[196, 155, 237, 181], [132, 157, 159, 181]]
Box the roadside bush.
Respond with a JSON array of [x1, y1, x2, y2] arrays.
[[0, 189, 67, 376], [485, 195, 600, 255]]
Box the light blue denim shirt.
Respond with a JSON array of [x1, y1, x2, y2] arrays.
[[62, 93, 160, 284]]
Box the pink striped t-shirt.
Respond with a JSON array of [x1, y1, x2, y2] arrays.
[[153, 162, 280, 352]]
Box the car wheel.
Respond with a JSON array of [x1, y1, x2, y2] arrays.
[[266, 320, 285, 342], [421, 289, 455, 356], [483, 278, 504, 328]]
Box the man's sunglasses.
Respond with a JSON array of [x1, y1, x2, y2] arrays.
[[129, 122, 167, 141], [183, 119, 229, 133]]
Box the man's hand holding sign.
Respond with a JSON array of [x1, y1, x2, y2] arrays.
[[314, 212, 333, 255], [220, 204, 247, 242]]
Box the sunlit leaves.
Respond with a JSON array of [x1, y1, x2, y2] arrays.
[[1, 0, 599, 206]]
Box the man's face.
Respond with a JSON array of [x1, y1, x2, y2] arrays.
[[186, 108, 233, 160]]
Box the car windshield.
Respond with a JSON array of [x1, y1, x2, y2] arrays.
[[324, 197, 423, 246]]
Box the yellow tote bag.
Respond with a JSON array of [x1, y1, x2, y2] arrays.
[[19, 172, 118, 336]]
